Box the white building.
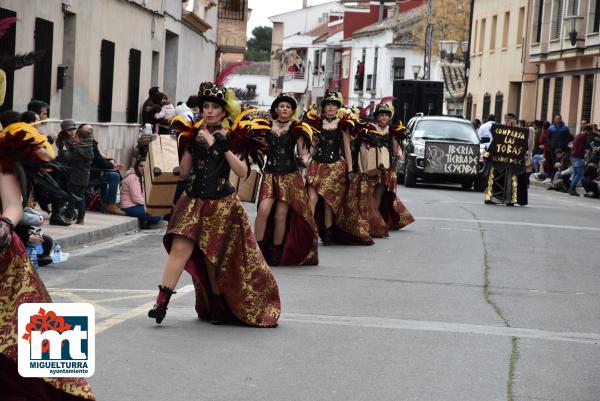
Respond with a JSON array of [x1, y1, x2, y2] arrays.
[[227, 62, 274, 109]]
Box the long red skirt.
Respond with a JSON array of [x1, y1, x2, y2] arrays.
[[307, 159, 347, 241], [258, 171, 318, 265], [331, 175, 374, 245], [368, 167, 415, 236], [164, 194, 281, 327], [0, 233, 95, 400]]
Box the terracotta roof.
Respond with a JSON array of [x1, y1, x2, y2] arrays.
[[441, 62, 466, 100], [227, 61, 270, 76]]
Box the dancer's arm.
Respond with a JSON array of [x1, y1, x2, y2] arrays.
[[0, 172, 23, 225], [179, 150, 193, 178], [360, 142, 368, 173], [226, 151, 249, 178], [342, 129, 353, 173]]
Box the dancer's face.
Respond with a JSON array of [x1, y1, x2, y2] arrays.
[[377, 113, 390, 126], [324, 103, 338, 118], [203, 102, 225, 125], [276, 102, 293, 120]]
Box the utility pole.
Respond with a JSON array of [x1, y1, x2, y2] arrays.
[[423, 0, 433, 80]]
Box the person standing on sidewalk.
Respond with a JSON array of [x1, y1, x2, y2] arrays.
[[548, 114, 573, 172], [63, 124, 94, 224], [568, 124, 593, 196]]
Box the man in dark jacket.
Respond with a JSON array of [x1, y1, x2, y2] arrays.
[[548, 114, 573, 169], [90, 139, 125, 215], [63, 124, 94, 224], [141, 86, 161, 124]]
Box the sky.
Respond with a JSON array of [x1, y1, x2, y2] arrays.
[[246, 0, 332, 37]]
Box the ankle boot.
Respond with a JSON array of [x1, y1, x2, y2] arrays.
[[271, 244, 283, 266], [322, 227, 333, 246], [148, 285, 176, 324], [257, 240, 271, 265], [208, 295, 230, 325]]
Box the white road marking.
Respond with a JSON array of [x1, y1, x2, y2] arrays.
[[415, 216, 600, 232], [282, 313, 600, 345]]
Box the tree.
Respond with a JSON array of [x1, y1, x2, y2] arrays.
[[244, 26, 272, 61]]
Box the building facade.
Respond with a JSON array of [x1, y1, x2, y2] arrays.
[[216, 0, 249, 65], [227, 61, 274, 108], [0, 0, 218, 122], [528, 0, 600, 130]]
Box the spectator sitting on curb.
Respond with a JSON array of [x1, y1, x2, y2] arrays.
[[26, 99, 49, 121], [90, 136, 125, 216], [14, 207, 54, 266], [547, 148, 572, 192], [582, 128, 600, 198], [120, 158, 163, 229]]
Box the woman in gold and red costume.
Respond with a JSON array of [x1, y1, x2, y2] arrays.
[[148, 82, 280, 327], [304, 91, 370, 245], [253, 94, 318, 266], [0, 121, 95, 400], [360, 101, 415, 237]]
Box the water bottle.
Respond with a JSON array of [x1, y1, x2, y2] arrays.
[[52, 243, 62, 264], [143, 123, 152, 135], [28, 245, 39, 269]]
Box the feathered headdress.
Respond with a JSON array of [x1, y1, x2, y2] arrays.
[[227, 108, 270, 173], [373, 96, 395, 117], [0, 122, 55, 174], [321, 90, 343, 108]]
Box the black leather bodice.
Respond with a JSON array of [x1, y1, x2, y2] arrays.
[[186, 135, 234, 199], [314, 128, 342, 163], [264, 130, 297, 175]]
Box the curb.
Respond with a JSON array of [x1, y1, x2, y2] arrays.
[[50, 217, 140, 251]]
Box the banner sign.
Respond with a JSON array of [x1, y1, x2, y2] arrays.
[[489, 124, 528, 173], [424, 141, 480, 175]]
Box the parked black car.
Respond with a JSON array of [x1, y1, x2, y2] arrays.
[[397, 115, 487, 191]]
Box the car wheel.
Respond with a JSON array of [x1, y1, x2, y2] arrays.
[[404, 163, 417, 187], [474, 176, 487, 192], [461, 179, 473, 191]]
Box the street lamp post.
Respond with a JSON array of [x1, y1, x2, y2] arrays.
[[412, 65, 421, 79], [564, 15, 583, 46]]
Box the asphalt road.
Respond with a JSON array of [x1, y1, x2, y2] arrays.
[[39, 184, 600, 401]]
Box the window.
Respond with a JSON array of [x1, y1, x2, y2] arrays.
[[551, 0, 564, 40], [552, 77, 563, 117], [502, 12, 510, 48], [366, 74, 373, 91], [33, 18, 53, 104], [0, 8, 16, 112], [342, 53, 350, 79], [218, 0, 245, 20], [479, 18, 486, 53], [581, 74, 594, 122], [372, 48, 378, 92], [392, 57, 405, 80], [246, 84, 256, 97], [517, 7, 525, 45], [541, 78, 550, 121], [126, 49, 141, 123], [465, 94, 473, 120], [494, 92, 504, 122], [482, 92, 491, 118], [592, 0, 600, 32], [98, 39, 115, 122], [533, 0, 544, 42], [490, 15, 497, 51], [473, 20, 478, 54]]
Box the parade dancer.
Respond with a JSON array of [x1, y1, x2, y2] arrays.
[[254, 94, 319, 266], [360, 101, 415, 237], [0, 122, 95, 400], [304, 91, 354, 245], [148, 82, 280, 327]]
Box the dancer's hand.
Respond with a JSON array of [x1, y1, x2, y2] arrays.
[[197, 128, 215, 147], [346, 171, 354, 184]]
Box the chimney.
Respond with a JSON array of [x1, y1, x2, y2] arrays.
[[378, 0, 385, 22]]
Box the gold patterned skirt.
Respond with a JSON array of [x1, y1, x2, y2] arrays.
[[368, 167, 415, 235], [0, 233, 95, 400], [306, 159, 347, 214], [164, 193, 281, 327], [259, 171, 319, 265], [331, 175, 374, 245]]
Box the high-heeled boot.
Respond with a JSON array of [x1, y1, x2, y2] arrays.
[[208, 294, 230, 325], [257, 240, 271, 265], [322, 226, 334, 246], [148, 285, 176, 324], [271, 244, 283, 266]]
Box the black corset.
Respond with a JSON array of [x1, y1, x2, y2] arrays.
[[186, 136, 235, 199], [314, 128, 342, 163], [264, 131, 297, 175]]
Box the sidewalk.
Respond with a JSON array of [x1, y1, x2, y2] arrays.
[[41, 212, 139, 251]]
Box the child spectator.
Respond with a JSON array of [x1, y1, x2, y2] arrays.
[[153, 92, 175, 133], [547, 148, 571, 192], [63, 124, 94, 224], [120, 158, 162, 229], [14, 208, 54, 266]]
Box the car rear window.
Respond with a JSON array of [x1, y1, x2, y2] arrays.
[[413, 120, 478, 142]]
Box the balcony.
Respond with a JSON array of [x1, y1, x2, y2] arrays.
[[282, 72, 308, 94]]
